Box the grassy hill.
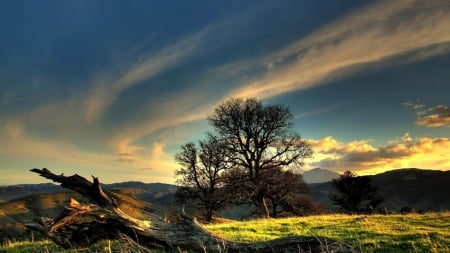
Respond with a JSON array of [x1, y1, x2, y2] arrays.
[[1, 212, 448, 253], [206, 212, 450, 252]]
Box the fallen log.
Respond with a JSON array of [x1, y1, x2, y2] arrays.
[[25, 168, 357, 252]]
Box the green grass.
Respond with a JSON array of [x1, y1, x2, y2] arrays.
[[205, 212, 450, 252], [1, 212, 449, 252]]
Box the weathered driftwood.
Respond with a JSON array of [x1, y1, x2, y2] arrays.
[[25, 168, 357, 252]]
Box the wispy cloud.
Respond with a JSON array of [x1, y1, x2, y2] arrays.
[[82, 29, 209, 123], [231, 0, 450, 99], [0, 123, 176, 183], [406, 102, 450, 127], [307, 133, 450, 174], [0, 22, 224, 184], [416, 105, 450, 127], [295, 103, 346, 119]]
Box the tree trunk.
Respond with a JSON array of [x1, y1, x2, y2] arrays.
[[206, 206, 213, 222], [253, 190, 271, 219], [25, 168, 357, 253], [260, 196, 271, 219]]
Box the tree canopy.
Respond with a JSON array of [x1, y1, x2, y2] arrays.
[[175, 97, 313, 219], [329, 170, 384, 214]]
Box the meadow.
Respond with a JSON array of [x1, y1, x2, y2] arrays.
[[1, 212, 449, 253]]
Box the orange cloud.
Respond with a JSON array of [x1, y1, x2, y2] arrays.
[[406, 103, 450, 127], [415, 105, 450, 127], [307, 134, 450, 174]]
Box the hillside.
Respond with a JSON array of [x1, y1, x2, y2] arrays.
[[372, 168, 450, 211], [310, 168, 450, 212], [107, 181, 177, 204], [0, 181, 177, 205], [0, 183, 62, 202], [0, 189, 165, 242]]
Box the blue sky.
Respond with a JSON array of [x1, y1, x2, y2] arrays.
[[1, 0, 449, 185]]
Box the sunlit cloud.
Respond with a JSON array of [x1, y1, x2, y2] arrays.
[[416, 105, 450, 127], [231, 0, 450, 99], [0, 23, 218, 168], [115, 153, 135, 163], [0, 124, 176, 184], [406, 102, 450, 127], [3, 120, 24, 141], [307, 133, 450, 174]]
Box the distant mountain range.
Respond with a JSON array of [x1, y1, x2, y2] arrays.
[[0, 182, 177, 204], [0, 168, 449, 241]]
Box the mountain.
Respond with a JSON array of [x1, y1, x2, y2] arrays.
[[302, 168, 340, 184], [106, 182, 177, 204], [0, 181, 177, 205], [372, 168, 450, 211], [309, 168, 450, 212], [0, 183, 62, 202]]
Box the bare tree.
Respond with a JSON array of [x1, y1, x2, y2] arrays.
[[208, 98, 313, 218], [329, 170, 384, 214], [175, 134, 232, 221]]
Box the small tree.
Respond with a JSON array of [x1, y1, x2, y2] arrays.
[[174, 134, 231, 221], [208, 98, 313, 218], [329, 170, 383, 214]]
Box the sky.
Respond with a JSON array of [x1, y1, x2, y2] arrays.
[[1, 0, 450, 185]]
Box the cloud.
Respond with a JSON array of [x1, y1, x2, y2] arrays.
[[0, 124, 176, 184], [115, 153, 135, 163], [82, 29, 209, 124], [0, 22, 226, 186], [406, 102, 450, 127], [3, 120, 24, 141], [230, 0, 450, 99], [307, 133, 450, 174], [416, 105, 450, 127], [294, 103, 346, 119], [404, 101, 425, 111]]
